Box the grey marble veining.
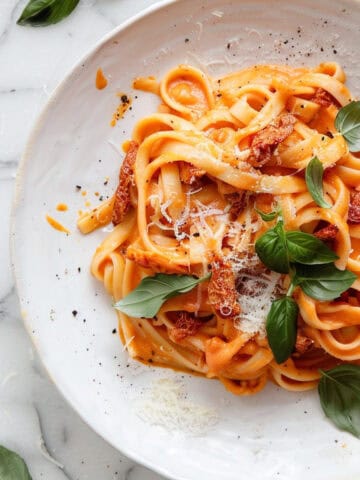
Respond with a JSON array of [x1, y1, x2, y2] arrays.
[[0, 1, 166, 478]]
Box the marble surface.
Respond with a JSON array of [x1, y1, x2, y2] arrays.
[[1, 1, 166, 478]]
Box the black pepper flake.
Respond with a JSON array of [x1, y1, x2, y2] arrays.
[[99, 196, 104, 201], [227, 42, 231, 49], [112, 328, 117, 334], [193, 232, 200, 237], [184, 38, 189, 43], [75, 185, 82, 190], [78, 267, 81, 272], [72, 310, 78, 317], [121, 94, 129, 104], [320, 47, 324, 52], [333, 49, 337, 54], [104, 180, 108, 186]]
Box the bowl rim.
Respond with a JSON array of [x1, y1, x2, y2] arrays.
[[10, 0, 360, 478]]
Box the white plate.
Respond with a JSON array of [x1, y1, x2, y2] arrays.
[[11, 0, 360, 479]]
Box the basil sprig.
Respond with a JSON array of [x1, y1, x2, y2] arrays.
[[293, 263, 357, 301], [255, 207, 279, 222], [305, 156, 331, 208], [255, 220, 356, 364], [0, 445, 32, 480], [114, 273, 210, 318], [266, 296, 298, 364], [319, 365, 360, 438], [17, 0, 80, 26], [286, 231, 338, 265], [255, 221, 338, 273], [255, 220, 289, 273], [335, 101, 360, 152]]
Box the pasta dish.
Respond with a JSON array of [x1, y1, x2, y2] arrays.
[[78, 62, 360, 405]]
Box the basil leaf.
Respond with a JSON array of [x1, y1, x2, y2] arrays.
[[255, 220, 289, 273], [318, 365, 360, 437], [335, 101, 360, 152], [17, 0, 79, 26], [114, 273, 210, 318], [266, 296, 298, 364], [293, 263, 356, 301], [286, 231, 338, 265], [255, 207, 279, 222], [305, 156, 331, 208], [0, 445, 32, 480]]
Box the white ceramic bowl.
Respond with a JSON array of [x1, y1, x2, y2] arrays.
[[12, 1, 360, 479]]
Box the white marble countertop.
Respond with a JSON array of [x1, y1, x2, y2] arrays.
[[1, 1, 165, 478]]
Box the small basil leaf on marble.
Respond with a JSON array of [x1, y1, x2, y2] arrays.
[[266, 296, 298, 364], [0, 445, 32, 480], [293, 263, 357, 301], [335, 101, 360, 152], [318, 365, 360, 437], [286, 231, 338, 265], [255, 220, 290, 273], [305, 156, 331, 208], [17, 0, 80, 26], [255, 207, 279, 222], [114, 273, 211, 318]]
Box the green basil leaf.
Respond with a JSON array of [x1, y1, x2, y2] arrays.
[[114, 273, 210, 318], [305, 156, 331, 208], [266, 296, 298, 364], [318, 365, 360, 437], [335, 101, 360, 152], [286, 231, 338, 265], [293, 263, 356, 301], [17, 0, 79, 26], [255, 207, 279, 222], [255, 220, 289, 273], [0, 446, 32, 480]]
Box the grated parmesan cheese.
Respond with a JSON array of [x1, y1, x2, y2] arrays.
[[122, 335, 135, 352], [211, 10, 224, 17], [159, 198, 173, 224], [136, 378, 219, 435], [224, 251, 285, 336], [235, 270, 282, 336]]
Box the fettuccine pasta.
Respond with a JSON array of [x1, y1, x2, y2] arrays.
[[79, 62, 360, 395]]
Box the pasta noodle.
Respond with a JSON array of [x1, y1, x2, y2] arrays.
[[79, 62, 360, 395]]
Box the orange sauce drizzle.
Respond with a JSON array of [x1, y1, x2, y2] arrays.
[[46, 215, 70, 234], [56, 203, 68, 211], [110, 93, 132, 127], [96, 68, 108, 90]]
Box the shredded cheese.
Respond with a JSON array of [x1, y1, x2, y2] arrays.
[[235, 270, 282, 336], [136, 378, 219, 435]]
